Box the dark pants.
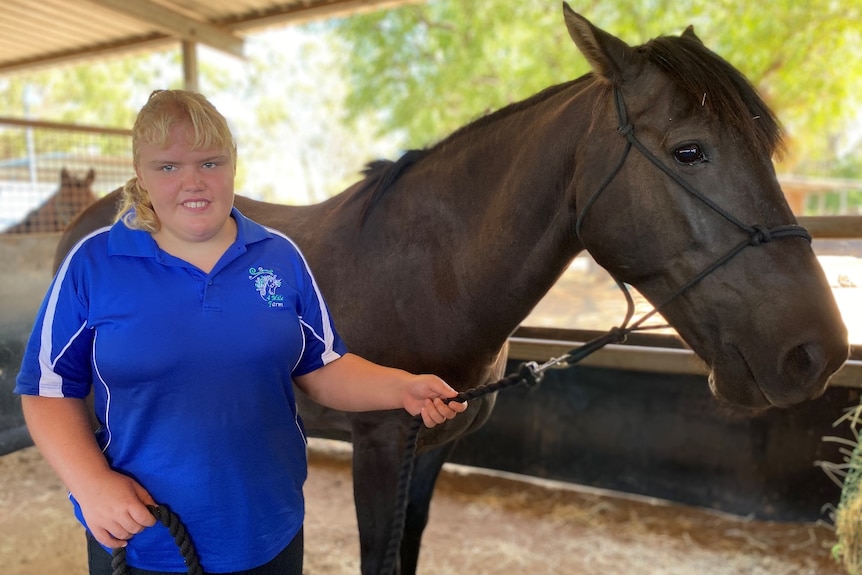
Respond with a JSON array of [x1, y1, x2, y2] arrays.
[[86, 528, 303, 575]]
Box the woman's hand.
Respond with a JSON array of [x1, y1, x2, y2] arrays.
[[75, 469, 157, 548], [21, 395, 158, 548], [404, 374, 468, 428]]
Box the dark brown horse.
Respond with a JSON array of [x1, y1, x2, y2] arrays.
[[4, 168, 97, 234], [56, 5, 848, 574]]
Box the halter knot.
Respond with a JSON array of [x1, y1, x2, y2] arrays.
[[749, 225, 772, 245], [608, 326, 629, 343], [618, 123, 634, 137]]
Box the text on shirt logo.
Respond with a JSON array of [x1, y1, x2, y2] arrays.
[[248, 266, 284, 308]]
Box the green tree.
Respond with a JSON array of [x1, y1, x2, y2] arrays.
[[332, 0, 862, 176], [0, 54, 179, 129], [0, 51, 181, 160]]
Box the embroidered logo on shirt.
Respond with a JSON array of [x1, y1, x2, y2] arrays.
[[249, 266, 284, 308]]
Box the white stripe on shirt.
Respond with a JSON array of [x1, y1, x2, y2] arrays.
[[37, 226, 110, 397]]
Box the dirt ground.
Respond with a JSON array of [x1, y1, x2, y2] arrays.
[[0, 439, 847, 575]]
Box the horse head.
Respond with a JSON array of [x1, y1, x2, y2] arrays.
[[563, 4, 848, 409], [56, 168, 97, 228]]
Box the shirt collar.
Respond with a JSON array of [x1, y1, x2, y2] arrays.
[[108, 206, 273, 258]]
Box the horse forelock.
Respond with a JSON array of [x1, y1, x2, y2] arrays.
[[642, 35, 784, 156]]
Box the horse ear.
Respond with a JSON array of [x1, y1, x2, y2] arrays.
[[562, 3, 633, 84], [681, 25, 703, 44], [85, 168, 96, 185]]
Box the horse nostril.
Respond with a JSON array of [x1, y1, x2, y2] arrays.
[[788, 343, 814, 373], [781, 341, 827, 395]]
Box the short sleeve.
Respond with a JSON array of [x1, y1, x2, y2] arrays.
[[14, 240, 96, 398], [287, 243, 347, 376]]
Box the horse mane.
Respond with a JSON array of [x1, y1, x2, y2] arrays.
[[356, 81, 581, 224], [643, 33, 784, 155], [358, 151, 424, 224], [357, 32, 783, 223]]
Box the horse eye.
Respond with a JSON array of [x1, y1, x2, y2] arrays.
[[673, 143, 707, 165]]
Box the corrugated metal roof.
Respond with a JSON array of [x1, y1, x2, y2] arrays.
[[0, 0, 417, 74]]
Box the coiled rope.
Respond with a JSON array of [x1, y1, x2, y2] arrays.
[[111, 504, 203, 575]]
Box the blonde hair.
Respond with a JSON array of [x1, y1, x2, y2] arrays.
[[118, 89, 237, 232]]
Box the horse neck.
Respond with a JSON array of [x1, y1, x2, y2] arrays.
[[387, 80, 601, 331]]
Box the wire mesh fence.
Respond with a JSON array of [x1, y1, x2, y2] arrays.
[[0, 117, 132, 234]]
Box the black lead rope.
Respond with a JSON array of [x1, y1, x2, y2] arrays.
[[111, 504, 203, 575]]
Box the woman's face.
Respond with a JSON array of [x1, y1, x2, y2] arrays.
[[134, 122, 235, 246]]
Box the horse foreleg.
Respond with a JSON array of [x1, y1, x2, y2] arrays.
[[400, 441, 459, 575], [348, 382, 499, 575], [350, 410, 415, 575]]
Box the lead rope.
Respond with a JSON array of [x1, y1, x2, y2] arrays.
[[380, 85, 813, 575], [111, 504, 203, 575], [379, 277, 641, 575]]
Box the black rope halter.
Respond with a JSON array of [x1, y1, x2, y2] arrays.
[[570, 85, 811, 343]]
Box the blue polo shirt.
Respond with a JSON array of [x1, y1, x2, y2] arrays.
[[15, 208, 347, 572]]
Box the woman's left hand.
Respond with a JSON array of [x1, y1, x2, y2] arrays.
[[406, 375, 468, 428]]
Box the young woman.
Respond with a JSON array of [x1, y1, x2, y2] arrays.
[[15, 89, 466, 575]]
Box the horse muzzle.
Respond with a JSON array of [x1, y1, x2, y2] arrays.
[[708, 335, 849, 409]]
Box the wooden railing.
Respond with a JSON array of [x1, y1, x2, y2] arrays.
[[798, 215, 862, 239], [507, 331, 862, 389]]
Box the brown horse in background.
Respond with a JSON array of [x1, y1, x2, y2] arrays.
[[55, 5, 848, 574], [4, 168, 96, 234]]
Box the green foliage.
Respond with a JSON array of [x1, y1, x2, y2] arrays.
[[333, 1, 580, 147], [332, 0, 862, 173], [0, 54, 179, 128], [0, 51, 183, 159]]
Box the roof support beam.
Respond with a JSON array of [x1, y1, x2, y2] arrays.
[[225, 0, 424, 30], [0, 36, 172, 75], [83, 0, 245, 58], [182, 41, 199, 92], [0, 0, 423, 74]]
